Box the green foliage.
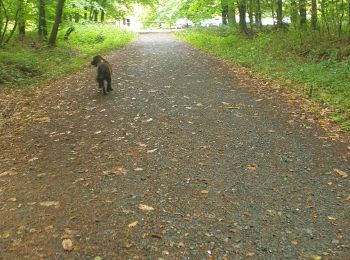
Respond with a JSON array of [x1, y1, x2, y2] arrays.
[[177, 27, 350, 130], [0, 24, 135, 87]]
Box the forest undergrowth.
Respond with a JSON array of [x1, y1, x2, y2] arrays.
[[0, 24, 135, 88]]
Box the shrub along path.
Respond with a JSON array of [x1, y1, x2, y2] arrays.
[[0, 33, 349, 259]]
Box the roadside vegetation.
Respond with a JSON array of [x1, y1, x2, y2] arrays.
[[0, 0, 150, 88], [0, 24, 135, 87], [176, 27, 350, 131]]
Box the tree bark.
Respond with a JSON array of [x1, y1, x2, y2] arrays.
[[255, 0, 262, 28], [38, 0, 47, 39], [299, 0, 307, 27], [0, 0, 9, 45], [94, 9, 98, 22], [238, 0, 248, 33], [276, 0, 283, 28], [311, 0, 318, 30], [5, 8, 20, 44], [48, 0, 66, 46], [221, 0, 229, 25], [101, 0, 106, 22], [18, 0, 25, 40], [228, 0, 236, 25], [248, 0, 254, 26]]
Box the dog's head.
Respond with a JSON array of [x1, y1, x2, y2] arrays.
[[91, 55, 103, 66]]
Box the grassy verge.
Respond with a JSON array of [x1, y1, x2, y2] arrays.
[[0, 23, 136, 88], [176, 27, 350, 131]]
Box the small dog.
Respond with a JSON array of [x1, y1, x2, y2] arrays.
[[91, 55, 112, 95]]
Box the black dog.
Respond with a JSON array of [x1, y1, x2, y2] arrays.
[[91, 55, 112, 95]]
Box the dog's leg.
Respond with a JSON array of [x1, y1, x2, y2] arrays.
[[98, 79, 106, 95], [107, 79, 113, 92]]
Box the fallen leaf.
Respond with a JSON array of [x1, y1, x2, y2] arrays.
[[178, 242, 186, 247], [246, 252, 255, 257], [138, 204, 154, 211], [334, 168, 348, 178], [345, 195, 350, 201], [62, 239, 73, 251], [28, 157, 39, 162], [1, 231, 10, 239], [45, 225, 54, 233], [39, 201, 60, 208], [128, 221, 138, 228], [310, 256, 322, 260], [247, 164, 257, 171], [142, 118, 153, 123], [0, 170, 18, 177], [36, 117, 51, 123], [104, 167, 128, 176]]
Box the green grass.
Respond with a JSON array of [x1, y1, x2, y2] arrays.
[[0, 23, 136, 88], [176, 27, 350, 131]]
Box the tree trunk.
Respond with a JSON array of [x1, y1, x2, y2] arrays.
[[100, 10, 105, 22], [238, 0, 248, 33], [0, 0, 4, 39], [255, 0, 262, 28], [101, 0, 106, 23], [276, 0, 283, 28], [94, 9, 98, 22], [38, 0, 47, 39], [48, 0, 65, 46], [18, 0, 25, 40], [290, 0, 298, 25], [84, 5, 88, 20], [221, 0, 229, 25], [348, 0, 350, 25], [271, 0, 275, 25], [0, 0, 9, 45], [228, 0, 236, 25], [248, 0, 254, 27], [5, 8, 20, 44], [311, 0, 318, 30], [299, 0, 307, 27]]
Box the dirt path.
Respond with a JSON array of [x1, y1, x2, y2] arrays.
[[0, 33, 349, 259]]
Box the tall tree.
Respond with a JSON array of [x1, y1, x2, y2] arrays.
[[276, 0, 282, 27], [228, 0, 236, 25], [311, 0, 318, 30], [221, 0, 228, 25], [299, 0, 307, 27], [101, 0, 106, 22], [18, 0, 25, 40], [48, 0, 66, 46], [247, 0, 254, 26], [255, 0, 262, 28], [237, 0, 247, 33], [38, 0, 47, 39]]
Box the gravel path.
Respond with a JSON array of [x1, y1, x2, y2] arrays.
[[0, 33, 349, 259]]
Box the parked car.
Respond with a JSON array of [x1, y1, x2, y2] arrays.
[[199, 17, 222, 27], [175, 19, 193, 29]]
